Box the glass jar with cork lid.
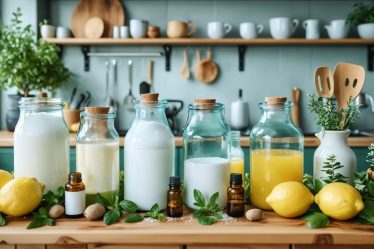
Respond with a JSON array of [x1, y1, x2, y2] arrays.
[[76, 107, 119, 205], [250, 97, 303, 210], [124, 93, 175, 211], [183, 99, 231, 209]]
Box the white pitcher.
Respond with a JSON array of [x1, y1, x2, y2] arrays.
[[313, 130, 356, 184]]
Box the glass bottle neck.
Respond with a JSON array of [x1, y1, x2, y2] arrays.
[[135, 106, 169, 125], [260, 107, 292, 123]]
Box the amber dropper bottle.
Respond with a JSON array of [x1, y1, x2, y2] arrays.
[[167, 176, 183, 217], [65, 172, 86, 218], [227, 173, 245, 217]]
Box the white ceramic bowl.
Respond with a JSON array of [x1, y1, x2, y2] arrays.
[[358, 23, 374, 39]]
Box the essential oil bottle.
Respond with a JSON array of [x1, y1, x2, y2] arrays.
[[65, 172, 86, 218], [167, 176, 183, 217], [227, 173, 245, 217]]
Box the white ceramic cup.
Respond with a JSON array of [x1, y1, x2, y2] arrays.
[[56, 26, 71, 38], [325, 19, 349, 39], [240, 22, 263, 39], [207, 21, 232, 39], [120, 26, 130, 38], [269, 17, 299, 39], [40, 25, 56, 39], [303, 19, 319, 39], [130, 19, 148, 38], [113, 26, 120, 39]]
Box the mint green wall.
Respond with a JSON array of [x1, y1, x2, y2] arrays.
[[1, 0, 374, 133]]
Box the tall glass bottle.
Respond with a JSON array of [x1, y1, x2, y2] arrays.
[[230, 131, 245, 180], [14, 97, 69, 192], [76, 107, 119, 205], [250, 97, 303, 210], [183, 99, 231, 209], [125, 93, 175, 211]]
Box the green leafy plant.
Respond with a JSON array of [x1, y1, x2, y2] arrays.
[[303, 174, 323, 195], [347, 1, 374, 26], [308, 94, 360, 130], [244, 173, 251, 204], [321, 154, 348, 184], [0, 8, 70, 96], [27, 207, 54, 229], [125, 214, 144, 223], [144, 204, 165, 221], [193, 189, 223, 225], [304, 211, 330, 229], [0, 213, 6, 226]]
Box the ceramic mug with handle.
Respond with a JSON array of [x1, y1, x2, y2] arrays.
[[167, 20, 196, 38], [269, 17, 299, 39], [207, 21, 232, 39], [240, 22, 263, 39], [303, 19, 319, 39], [325, 19, 349, 39]]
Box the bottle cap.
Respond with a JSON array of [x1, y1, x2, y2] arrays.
[[141, 93, 159, 103], [194, 99, 216, 109], [69, 172, 82, 182], [265, 97, 287, 105], [230, 173, 242, 184], [85, 107, 110, 114], [169, 176, 181, 186]]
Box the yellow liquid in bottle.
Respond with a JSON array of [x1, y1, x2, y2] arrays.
[[230, 158, 245, 178], [250, 149, 303, 210]]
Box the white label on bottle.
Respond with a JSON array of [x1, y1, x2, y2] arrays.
[[65, 190, 86, 215]]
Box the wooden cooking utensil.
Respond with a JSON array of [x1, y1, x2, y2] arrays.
[[314, 66, 334, 98], [195, 49, 218, 84], [84, 17, 104, 38], [180, 48, 190, 79], [71, 0, 125, 38], [333, 62, 365, 110], [291, 87, 301, 127], [148, 59, 155, 92]]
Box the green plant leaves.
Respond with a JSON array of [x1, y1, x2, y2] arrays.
[[119, 200, 138, 213], [0, 213, 6, 226], [103, 207, 121, 225], [355, 200, 374, 225], [125, 214, 144, 223], [193, 189, 206, 208], [305, 212, 329, 229], [193, 190, 222, 225], [27, 207, 54, 229], [144, 203, 165, 221], [96, 193, 112, 209]]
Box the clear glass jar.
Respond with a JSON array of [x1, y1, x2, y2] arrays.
[[250, 97, 303, 210], [230, 131, 245, 181], [125, 93, 175, 211], [183, 99, 231, 209], [14, 97, 69, 192], [76, 107, 119, 205]]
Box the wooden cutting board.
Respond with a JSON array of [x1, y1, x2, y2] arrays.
[[71, 0, 125, 38]]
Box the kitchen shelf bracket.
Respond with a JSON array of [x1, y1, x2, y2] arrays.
[[368, 45, 374, 72], [82, 45, 90, 72], [238, 45, 246, 71], [163, 45, 172, 71]]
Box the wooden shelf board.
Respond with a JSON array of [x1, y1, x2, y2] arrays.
[[44, 38, 374, 46]]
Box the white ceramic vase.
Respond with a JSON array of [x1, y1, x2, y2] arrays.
[[313, 130, 356, 184]]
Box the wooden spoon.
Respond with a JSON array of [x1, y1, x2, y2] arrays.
[[180, 48, 190, 79], [291, 87, 301, 127], [195, 49, 218, 84], [333, 62, 365, 110], [314, 66, 334, 98]]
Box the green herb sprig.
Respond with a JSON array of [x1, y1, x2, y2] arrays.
[[347, 1, 374, 26], [321, 154, 348, 184], [27, 207, 54, 229], [144, 204, 165, 221], [0, 213, 6, 226], [244, 173, 251, 204], [193, 189, 223, 225]]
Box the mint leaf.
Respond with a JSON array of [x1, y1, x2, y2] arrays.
[[103, 208, 121, 225], [306, 212, 329, 229], [27, 217, 47, 229], [125, 214, 144, 223], [96, 193, 112, 209], [150, 203, 159, 213], [193, 189, 206, 207], [0, 213, 6, 226], [193, 191, 222, 225], [208, 192, 219, 209], [119, 200, 138, 213], [198, 215, 218, 225], [157, 213, 165, 221]]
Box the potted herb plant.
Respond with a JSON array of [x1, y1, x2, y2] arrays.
[[309, 94, 360, 184], [0, 8, 70, 131], [347, 1, 374, 39]]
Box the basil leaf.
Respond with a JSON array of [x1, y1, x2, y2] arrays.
[[306, 212, 329, 229], [125, 214, 144, 223], [193, 189, 205, 207], [45, 218, 54, 226], [198, 215, 218, 225], [0, 213, 6, 226], [193, 208, 209, 218], [39, 207, 48, 217], [103, 209, 121, 225], [157, 213, 165, 221], [150, 203, 159, 213], [119, 200, 138, 213], [96, 193, 112, 208], [214, 211, 223, 219], [27, 217, 47, 229], [355, 200, 374, 224], [208, 192, 219, 209], [57, 186, 64, 198], [314, 179, 324, 194]]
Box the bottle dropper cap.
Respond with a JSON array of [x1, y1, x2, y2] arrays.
[[230, 173, 242, 185], [169, 176, 181, 186]]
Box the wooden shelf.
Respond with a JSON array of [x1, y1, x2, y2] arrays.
[[45, 38, 374, 46]]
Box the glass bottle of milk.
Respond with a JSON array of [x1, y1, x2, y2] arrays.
[[125, 93, 175, 211], [183, 99, 231, 209], [76, 107, 119, 205], [14, 98, 69, 192]]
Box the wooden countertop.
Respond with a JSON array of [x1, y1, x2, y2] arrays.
[[1, 131, 374, 148], [1, 211, 373, 245]]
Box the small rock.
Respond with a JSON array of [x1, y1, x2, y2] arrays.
[[84, 203, 105, 221], [245, 208, 264, 221], [49, 204, 65, 219]]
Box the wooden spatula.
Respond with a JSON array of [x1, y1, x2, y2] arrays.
[[314, 66, 334, 98], [333, 62, 365, 110]]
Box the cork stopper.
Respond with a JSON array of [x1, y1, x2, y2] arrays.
[[265, 97, 287, 105], [141, 93, 159, 103], [194, 99, 216, 109], [85, 107, 110, 114]]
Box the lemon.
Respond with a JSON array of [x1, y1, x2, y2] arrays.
[[0, 177, 45, 217], [266, 181, 314, 218], [315, 182, 364, 220], [0, 169, 13, 189]]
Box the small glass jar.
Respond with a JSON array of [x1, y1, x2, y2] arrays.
[[14, 98, 69, 192], [183, 99, 231, 209], [125, 93, 175, 211], [250, 97, 303, 210], [76, 107, 119, 205], [230, 131, 245, 181]]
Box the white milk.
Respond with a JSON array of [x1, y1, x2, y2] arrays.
[[184, 157, 230, 209], [125, 120, 174, 211], [76, 141, 119, 194], [14, 112, 69, 191]]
